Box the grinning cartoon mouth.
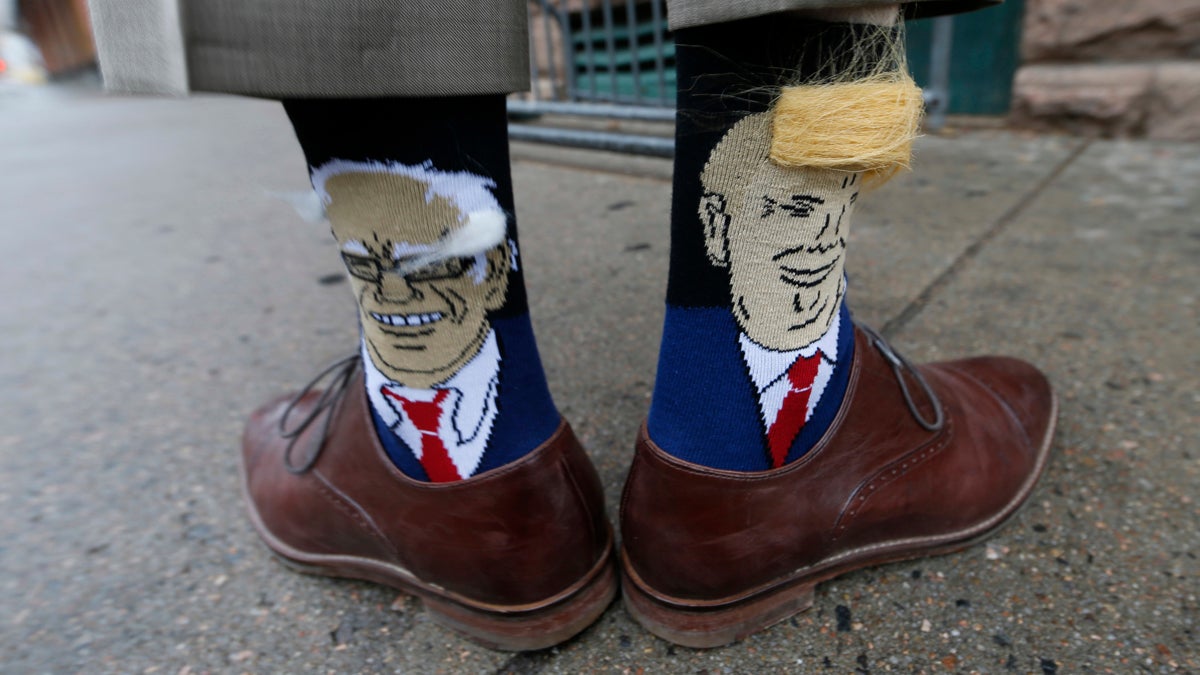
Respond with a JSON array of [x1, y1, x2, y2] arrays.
[[370, 311, 444, 327], [779, 260, 834, 289]]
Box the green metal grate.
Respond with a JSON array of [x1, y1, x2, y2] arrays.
[[569, 11, 676, 104], [905, 0, 1025, 115]]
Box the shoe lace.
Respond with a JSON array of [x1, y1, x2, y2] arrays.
[[859, 325, 945, 432], [279, 354, 360, 474], [274, 327, 942, 469]]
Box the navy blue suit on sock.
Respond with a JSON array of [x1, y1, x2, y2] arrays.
[[648, 304, 854, 471], [372, 315, 561, 481]]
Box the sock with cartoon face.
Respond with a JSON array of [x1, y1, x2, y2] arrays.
[[283, 96, 560, 483], [648, 10, 918, 471]]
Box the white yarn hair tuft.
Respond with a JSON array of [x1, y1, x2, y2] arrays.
[[308, 158, 503, 218], [395, 210, 508, 282], [270, 189, 328, 223], [309, 159, 510, 283]]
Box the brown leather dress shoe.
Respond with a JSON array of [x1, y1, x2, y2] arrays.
[[620, 327, 1056, 648], [240, 358, 617, 651]]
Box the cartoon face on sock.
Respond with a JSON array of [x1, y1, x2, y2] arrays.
[[699, 112, 858, 351], [314, 162, 511, 388]]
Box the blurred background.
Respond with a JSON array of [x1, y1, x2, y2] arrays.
[[1, 0, 94, 92], [5, 0, 1199, 140], [519, 0, 1200, 142]]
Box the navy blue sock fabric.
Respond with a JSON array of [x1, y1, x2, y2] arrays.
[[284, 96, 560, 481], [647, 16, 887, 471]]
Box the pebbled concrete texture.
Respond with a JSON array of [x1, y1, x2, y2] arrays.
[[1, 92, 1196, 674]]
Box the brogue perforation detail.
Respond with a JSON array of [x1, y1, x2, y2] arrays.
[[831, 416, 956, 542]]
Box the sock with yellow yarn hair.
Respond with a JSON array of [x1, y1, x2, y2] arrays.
[[648, 12, 920, 471]]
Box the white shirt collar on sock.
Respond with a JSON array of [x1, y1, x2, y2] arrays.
[[363, 330, 502, 478], [738, 310, 841, 430]]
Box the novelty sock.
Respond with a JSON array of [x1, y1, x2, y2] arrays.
[[647, 9, 920, 471], [284, 96, 560, 483]]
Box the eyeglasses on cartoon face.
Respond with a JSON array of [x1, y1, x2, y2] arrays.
[[340, 252, 473, 284]]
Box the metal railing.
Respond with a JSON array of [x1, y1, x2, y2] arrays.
[[510, 1, 953, 156]]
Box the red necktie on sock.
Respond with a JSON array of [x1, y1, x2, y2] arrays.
[[766, 351, 823, 469], [382, 387, 462, 482]]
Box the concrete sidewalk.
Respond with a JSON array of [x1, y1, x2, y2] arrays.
[[1, 94, 1196, 674]]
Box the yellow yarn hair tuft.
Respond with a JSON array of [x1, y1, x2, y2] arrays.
[[769, 72, 924, 188]]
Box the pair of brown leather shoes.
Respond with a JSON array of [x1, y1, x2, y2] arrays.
[[240, 326, 1055, 650]]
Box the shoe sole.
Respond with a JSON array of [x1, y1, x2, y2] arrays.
[[240, 471, 618, 651], [621, 395, 1058, 649]]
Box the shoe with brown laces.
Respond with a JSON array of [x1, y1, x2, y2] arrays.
[[620, 326, 1056, 647], [240, 357, 617, 651]]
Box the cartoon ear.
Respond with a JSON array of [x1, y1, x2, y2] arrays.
[[481, 239, 513, 311], [699, 191, 731, 268]]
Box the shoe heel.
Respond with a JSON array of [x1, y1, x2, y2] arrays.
[[264, 534, 617, 651], [622, 573, 816, 649], [423, 557, 617, 651]]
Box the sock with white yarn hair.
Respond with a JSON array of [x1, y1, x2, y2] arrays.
[[282, 96, 561, 483]]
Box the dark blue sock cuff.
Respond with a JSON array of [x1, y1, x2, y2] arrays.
[[648, 303, 854, 471]]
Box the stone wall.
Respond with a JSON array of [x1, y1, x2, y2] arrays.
[[1011, 0, 1200, 139]]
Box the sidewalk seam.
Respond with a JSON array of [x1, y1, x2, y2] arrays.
[[880, 139, 1094, 339]]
